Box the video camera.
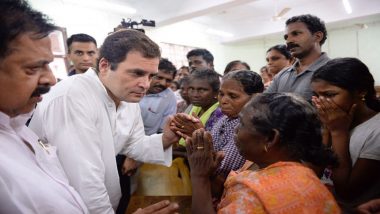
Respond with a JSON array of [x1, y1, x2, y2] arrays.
[[115, 18, 156, 33]]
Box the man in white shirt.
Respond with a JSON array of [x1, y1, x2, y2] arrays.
[[29, 29, 179, 214], [0, 0, 87, 213]]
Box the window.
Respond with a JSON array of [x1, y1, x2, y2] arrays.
[[49, 27, 70, 80], [160, 42, 198, 69]]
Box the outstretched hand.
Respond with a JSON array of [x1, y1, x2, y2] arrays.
[[186, 129, 224, 178], [170, 113, 203, 139], [162, 115, 180, 148], [312, 96, 356, 132]]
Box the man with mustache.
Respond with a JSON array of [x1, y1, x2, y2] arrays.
[[0, 0, 88, 213], [29, 30, 179, 214], [66, 33, 98, 76], [265, 14, 329, 101], [140, 58, 177, 135]]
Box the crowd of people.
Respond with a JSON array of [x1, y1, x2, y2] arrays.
[[1, 0, 380, 214]]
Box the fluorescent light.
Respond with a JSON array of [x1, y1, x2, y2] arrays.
[[342, 0, 352, 14], [64, 0, 136, 14], [206, 28, 234, 38]]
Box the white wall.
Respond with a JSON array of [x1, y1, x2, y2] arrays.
[[29, 0, 226, 71], [146, 21, 226, 72], [329, 21, 380, 85], [29, 0, 127, 46], [221, 20, 380, 85], [29, 0, 380, 84]]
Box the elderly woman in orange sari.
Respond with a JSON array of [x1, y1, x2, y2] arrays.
[[186, 93, 341, 214]]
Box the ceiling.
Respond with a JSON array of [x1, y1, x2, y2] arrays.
[[98, 0, 380, 43]]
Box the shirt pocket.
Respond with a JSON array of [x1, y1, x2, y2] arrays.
[[143, 105, 162, 128]]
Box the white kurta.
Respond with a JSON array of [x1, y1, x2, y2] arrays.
[[0, 111, 88, 214], [29, 69, 172, 214]]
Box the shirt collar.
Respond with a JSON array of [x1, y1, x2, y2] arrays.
[[290, 52, 329, 73], [0, 110, 34, 131], [146, 88, 170, 97], [68, 69, 77, 76], [85, 68, 128, 110]]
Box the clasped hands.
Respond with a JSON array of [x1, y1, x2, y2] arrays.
[[185, 129, 225, 177], [170, 113, 204, 139], [170, 113, 224, 177]]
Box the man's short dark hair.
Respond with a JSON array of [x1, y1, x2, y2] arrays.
[[67, 33, 97, 53], [0, 0, 56, 60], [96, 29, 160, 71], [286, 14, 327, 45], [159, 58, 177, 78], [186, 48, 214, 64]]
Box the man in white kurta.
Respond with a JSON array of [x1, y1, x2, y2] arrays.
[[29, 30, 177, 214], [0, 112, 88, 214], [0, 1, 87, 213], [29, 69, 173, 213]]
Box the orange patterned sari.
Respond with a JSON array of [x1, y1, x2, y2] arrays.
[[217, 162, 340, 214]]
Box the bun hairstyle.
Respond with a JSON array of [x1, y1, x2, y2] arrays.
[[223, 70, 264, 95], [245, 93, 337, 167]]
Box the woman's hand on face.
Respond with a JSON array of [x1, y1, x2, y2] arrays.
[[312, 96, 356, 132], [170, 113, 203, 138], [186, 129, 224, 178]]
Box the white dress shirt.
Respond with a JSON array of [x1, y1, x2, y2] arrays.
[[0, 111, 88, 214], [29, 69, 172, 214]]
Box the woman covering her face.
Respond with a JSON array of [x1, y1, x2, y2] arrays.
[[311, 57, 380, 212], [186, 93, 340, 213]]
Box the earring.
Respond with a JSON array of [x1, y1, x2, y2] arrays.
[[264, 145, 268, 153], [362, 95, 366, 101]]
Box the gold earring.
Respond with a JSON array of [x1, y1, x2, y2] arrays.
[[362, 96, 366, 101], [264, 145, 268, 153]]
